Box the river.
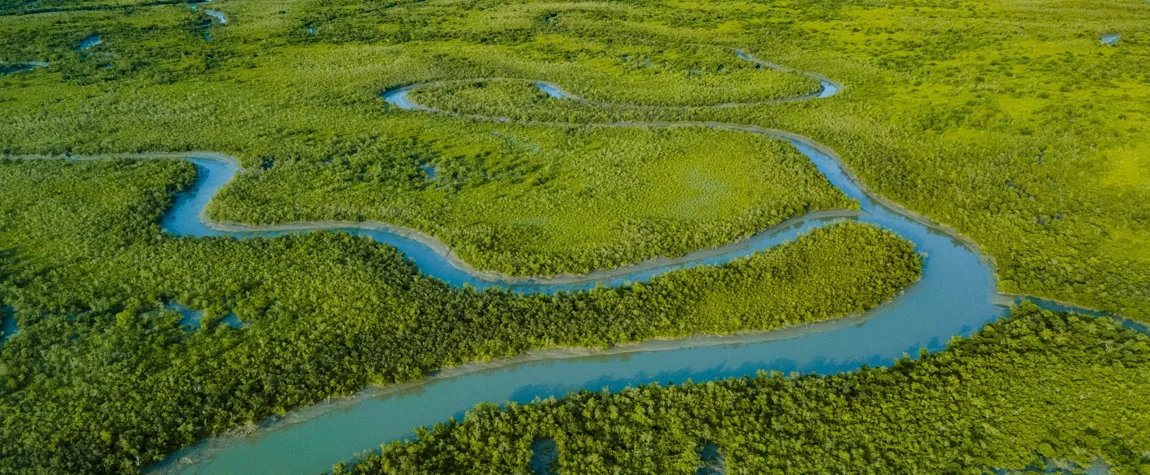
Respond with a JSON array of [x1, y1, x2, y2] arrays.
[[88, 49, 1115, 474]]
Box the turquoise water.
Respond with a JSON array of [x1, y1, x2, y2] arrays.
[[0, 303, 238, 346], [0, 62, 48, 77], [165, 302, 242, 330], [205, 10, 227, 24], [696, 444, 724, 475], [732, 49, 840, 99], [536, 81, 569, 99], [0, 306, 15, 345], [529, 439, 559, 475], [136, 49, 1117, 473], [78, 34, 102, 51], [533, 50, 841, 105]]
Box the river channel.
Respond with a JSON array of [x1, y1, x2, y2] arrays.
[[85, 49, 1115, 474]]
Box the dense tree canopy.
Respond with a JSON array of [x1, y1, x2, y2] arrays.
[[1, 0, 1147, 472], [339, 304, 1150, 475], [0, 158, 919, 473], [1, 0, 1146, 317]]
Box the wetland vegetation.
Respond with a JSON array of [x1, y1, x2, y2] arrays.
[[1, 0, 1146, 318], [335, 303, 1150, 473], [1, 0, 1148, 472], [0, 158, 919, 472], [337, 304, 1150, 475]]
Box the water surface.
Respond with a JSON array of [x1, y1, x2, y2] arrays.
[[77, 34, 102, 51], [165, 302, 242, 330], [0, 307, 15, 345], [205, 10, 227, 24], [0, 62, 47, 77], [127, 49, 1120, 474]]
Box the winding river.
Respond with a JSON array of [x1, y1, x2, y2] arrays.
[[32, 49, 1118, 473]]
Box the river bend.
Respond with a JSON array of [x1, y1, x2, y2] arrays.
[[17, 49, 1116, 474]]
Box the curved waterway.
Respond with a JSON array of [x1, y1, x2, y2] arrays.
[[113, 49, 1110, 473]]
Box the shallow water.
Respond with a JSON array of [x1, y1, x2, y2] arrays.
[[204, 10, 227, 24], [0, 306, 15, 345], [77, 34, 102, 51], [537, 81, 571, 99], [529, 439, 559, 475], [0, 62, 47, 77], [697, 444, 725, 475], [165, 302, 242, 330], [0, 302, 245, 347], [1101, 34, 1121, 45], [991, 457, 1111, 474], [525, 50, 841, 107], [152, 209, 1003, 473], [138, 49, 1119, 473]]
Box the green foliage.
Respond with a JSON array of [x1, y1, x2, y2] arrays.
[[0, 158, 919, 473], [2, 0, 1145, 317], [212, 126, 855, 276], [406, 42, 822, 108], [0, 0, 183, 16], [0, 5, 223, 84], [340, 304, 1150, 475], [1, 0, 1149, 471]]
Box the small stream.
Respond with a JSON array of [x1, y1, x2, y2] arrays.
[[75, 48, 1121, 474]]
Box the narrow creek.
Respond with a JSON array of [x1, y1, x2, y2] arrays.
[[53, 49, 1115, 474]]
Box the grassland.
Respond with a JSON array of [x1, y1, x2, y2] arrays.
[[1, 0, 1146, 317]]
